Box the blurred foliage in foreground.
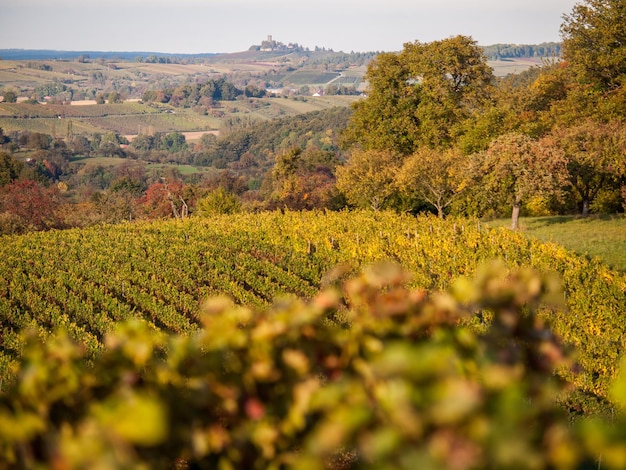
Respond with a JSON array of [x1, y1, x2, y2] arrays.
[[2, 262, 626, 469]]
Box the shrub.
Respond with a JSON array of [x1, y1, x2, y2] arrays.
[[196, 187, 241, 215]]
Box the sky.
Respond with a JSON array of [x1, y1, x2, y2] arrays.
[[1, 0, 580, 54]]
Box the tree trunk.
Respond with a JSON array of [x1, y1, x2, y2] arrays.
[[436, 204, 444, 219], [435, 196, 445, 219], [581, 199, 590, 217], [179, 196, 188, 220], [511, 203, 521, 230]]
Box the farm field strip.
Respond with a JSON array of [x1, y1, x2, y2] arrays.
[[0, 117, 103, 135]]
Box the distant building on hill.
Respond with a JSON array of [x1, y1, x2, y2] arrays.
[[249, 35, 308, 53]]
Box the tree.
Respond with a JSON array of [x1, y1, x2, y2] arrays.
[[0, 127, 8, 145], [195, 187, 241, 215], [159, 132, 187, 153], [23, 132, 51, 150], [0, 151, 23, 187], [97, 132, 128, 158], [476, 133, 569, 230], [107, 91, 122, 103], [0, 179, 62, 232], [130, 134, 156, 153], [335, 149, 403, 210], [90, 190, 137, 224], [137, 180, 186, 219], [340, 52, 419, 155], [69, 135, 92, 156], [262, 147, 342, 210], [89, 161, 147, 222], [342, 35, 494, 154], [560, 0, 626, 92], [549, 119, 626, 216], [2, 89, 17, 103], [395, 147, 467, 218]]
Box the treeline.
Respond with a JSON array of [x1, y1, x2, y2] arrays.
[[141, 77, 252, 107], [336, 3, 626, 228], [482, 41, 561, 59], [0, 49, 218, 61], [194, 107, 351, 168]]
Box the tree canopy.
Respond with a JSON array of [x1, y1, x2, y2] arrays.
[[549, 119, 626, 216], [335, 149, 403, 210], [475, 133, 569, 229], [342, 35, 494, 154], [395, 147, 467, 218], [560, 0, 626, 92]]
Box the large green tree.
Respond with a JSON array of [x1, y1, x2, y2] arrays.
[[341, 35, 494, 154], [560, 0, 626, 92]]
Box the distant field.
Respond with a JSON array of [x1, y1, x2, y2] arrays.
[[0, 117, 104, 135], [0, 101, 220, 135], [70, 156, 132, 167], [485, 215, 626, 272], [488, 58, 545, 76], [0, 55, 538, 136], [286, 71, 340, 85], [246, 95, 359, 117], [124, 130, 219, 142], [0, 93, 356, 135], [83, 112, 218, 135], [145, 162, 213, 175], [0, 102, 157, 118]]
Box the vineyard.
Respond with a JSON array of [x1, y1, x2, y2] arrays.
[[0, 211, 625, 403], [0, 101, 219, 136], [0, 96, 358, 135], [1, 210, 626, 467]]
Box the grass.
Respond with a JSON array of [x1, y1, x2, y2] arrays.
[[70, 156, 131, 167], [70, 156, 212, 176], [145, 162, 212, 176], [485, 215, 626, 272]]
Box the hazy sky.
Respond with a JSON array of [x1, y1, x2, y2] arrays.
[[2, 0, 579, 54]]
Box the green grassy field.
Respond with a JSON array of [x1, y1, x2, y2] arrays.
[[485, 215, 626, 272], [69, 155, 212, 177]]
